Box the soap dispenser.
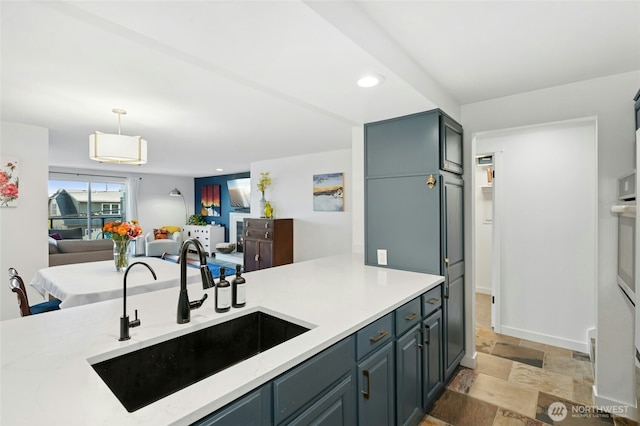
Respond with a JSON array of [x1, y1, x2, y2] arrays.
[[215, 269, 231, 313], [232, 264, 246, 308]]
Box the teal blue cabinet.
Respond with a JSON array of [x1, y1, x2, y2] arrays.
[[365, 108, 465, 388], [274, 338, 354, 425], [364, 109, 462, 177], [423, 310, 443, 410], [442, 173, 465, 381], [192, 385, 271, 426], [395, 325, 423, 426], [286, 375, 355, 426], [357, 341, 395, 426], [192, 285, 450, 426]]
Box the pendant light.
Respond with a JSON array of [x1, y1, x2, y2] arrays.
[[89, 108, 147, 165]]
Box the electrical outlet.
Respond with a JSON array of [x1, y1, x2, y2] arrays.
[[377, 249, 387, 266]]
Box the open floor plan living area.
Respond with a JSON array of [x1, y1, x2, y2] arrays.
[[2, 1, 640, 425]]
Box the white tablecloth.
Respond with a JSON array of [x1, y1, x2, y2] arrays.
[[30, 257, 202, 309]]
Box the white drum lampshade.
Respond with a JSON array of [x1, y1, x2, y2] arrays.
[[89, 108, 147, 165], [89, 132, 147, 164]]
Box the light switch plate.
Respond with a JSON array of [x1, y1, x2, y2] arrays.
[[377, 249, 387, 266]]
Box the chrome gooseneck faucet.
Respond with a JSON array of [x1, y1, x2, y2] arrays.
[[177, 238, 215, 324], [120, 261, 157, 341]]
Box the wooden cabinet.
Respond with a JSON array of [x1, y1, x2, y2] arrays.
[[243, 219, 293, 272], [183, 225, 225, 257]]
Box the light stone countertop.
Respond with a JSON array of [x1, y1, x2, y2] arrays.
[[1, 253, 444, 426]]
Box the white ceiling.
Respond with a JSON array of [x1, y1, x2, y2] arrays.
[[2, 1, 639, 177]]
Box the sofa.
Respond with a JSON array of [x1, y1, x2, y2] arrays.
[[48, 237, 114, 267]]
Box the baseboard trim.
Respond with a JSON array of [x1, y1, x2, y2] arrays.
[[593, 385, 638, 421], [500, 325, 589, 353]]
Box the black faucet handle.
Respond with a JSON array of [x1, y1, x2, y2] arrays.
[[129, 309, 141, 328], [189, 293, 208, 310]]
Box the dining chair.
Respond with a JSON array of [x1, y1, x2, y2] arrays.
[[7, 268, 61, 316]]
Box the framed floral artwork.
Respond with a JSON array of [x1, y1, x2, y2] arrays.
[[0, 157, 19, 207]]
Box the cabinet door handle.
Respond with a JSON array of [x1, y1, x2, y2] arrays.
[[404, 312, 419, 321], [264, 222, 269, 229], [369, 330, 388, 343], [264, 231, 269, 239], [444, 257, 450, 299], [246, 231, 249, 237], [255, 254, 260, 261], [427, 297, 441, 305], [424, 325, 431, 344], [362, 370, 370, 399]]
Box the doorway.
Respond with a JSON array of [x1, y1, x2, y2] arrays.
[[472, 117, 597, 351]]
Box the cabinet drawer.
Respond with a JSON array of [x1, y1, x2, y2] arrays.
[[245, 219, 273, 231], [245, 228, 274, 241], [356, 313, 393, 361], [422, 285, 442, 318], [395, 297, 421, 336], [273, 337, 354, 425]]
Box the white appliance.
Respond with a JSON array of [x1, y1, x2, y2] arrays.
[[613, 201, 636, 305]]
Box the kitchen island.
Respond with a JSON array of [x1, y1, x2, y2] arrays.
[[1, 253, 444, 425]]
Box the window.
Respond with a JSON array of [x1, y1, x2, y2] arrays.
[[48, 173, 128, 240], [102, 203, 120, 215]]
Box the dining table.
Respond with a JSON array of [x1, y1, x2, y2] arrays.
[[30, 257, 202, 309]]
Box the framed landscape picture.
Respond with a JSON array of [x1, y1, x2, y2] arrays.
[[313, 172, 344, 212]]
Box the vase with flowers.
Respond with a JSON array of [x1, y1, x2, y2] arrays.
[[257, 172, 272, 218], [103, 219, 143, 272]]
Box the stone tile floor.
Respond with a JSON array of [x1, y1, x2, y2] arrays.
[[419, 294, 638, 426]]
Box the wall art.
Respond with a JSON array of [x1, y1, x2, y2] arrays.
[[201, 184, 221, 217], [0, 157, 19, 207], [313, 172, 344, 212]]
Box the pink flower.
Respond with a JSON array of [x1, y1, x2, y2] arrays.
[[1, 182, 18, 198]]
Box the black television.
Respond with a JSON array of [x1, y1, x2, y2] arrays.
[[227, 178, 251, 210]]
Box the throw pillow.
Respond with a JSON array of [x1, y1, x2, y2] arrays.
[[163, 225, 181, 234], [50, 232, 63, 240], [154, 228, 168, 240]]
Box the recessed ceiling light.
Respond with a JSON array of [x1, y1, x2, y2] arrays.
[[357, 74, 385, 88], [216, 168, 223, 172]]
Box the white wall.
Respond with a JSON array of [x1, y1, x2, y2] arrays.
[[250, 149, 352, 262], [462, 70, 640, 410], [0, 122, 49, 321]]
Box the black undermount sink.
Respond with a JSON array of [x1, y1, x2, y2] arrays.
[[91, 311, 310, 412]]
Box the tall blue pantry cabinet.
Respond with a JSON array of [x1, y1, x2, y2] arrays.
[[364, 109, 465, 411]]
